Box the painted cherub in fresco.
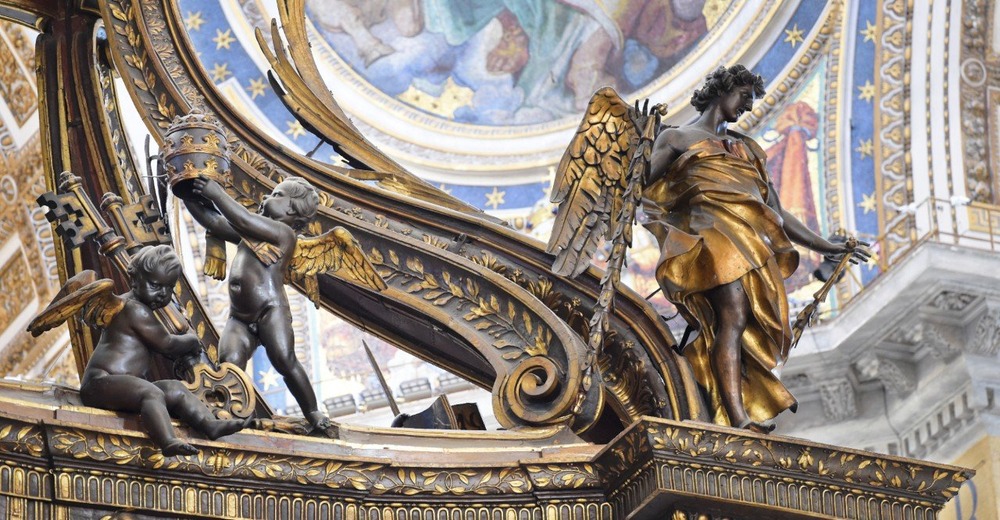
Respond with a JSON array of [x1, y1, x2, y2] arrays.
[[28, 246, 247, 456], [187, 176, 386, 432]]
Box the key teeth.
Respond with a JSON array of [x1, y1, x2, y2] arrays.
[[55, 220, 86, 248]]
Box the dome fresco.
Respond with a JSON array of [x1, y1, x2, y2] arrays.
[[306, 0, 719, 127], [182, 0, 837, 184]]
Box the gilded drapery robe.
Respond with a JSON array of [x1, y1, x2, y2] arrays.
[[642, 133, 799, 426]]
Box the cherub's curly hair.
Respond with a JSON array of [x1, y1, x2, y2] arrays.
[[127, 245, 181, 282], [690, 65, 766, 113], [276, 176, 319, 231]]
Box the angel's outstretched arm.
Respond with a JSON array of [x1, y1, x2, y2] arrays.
[[767, 184, 871, 262]]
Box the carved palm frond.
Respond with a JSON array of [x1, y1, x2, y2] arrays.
[[257, 3, 489, 219]]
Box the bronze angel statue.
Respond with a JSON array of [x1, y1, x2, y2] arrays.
[[186, 175, 387, 432], [548, 65, 869, 432], [27, 246, 247, 455]]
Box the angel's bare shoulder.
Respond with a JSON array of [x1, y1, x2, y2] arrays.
[[650, 127, 686, 182]]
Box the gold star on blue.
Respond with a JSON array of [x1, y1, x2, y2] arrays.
[[861, 20, 878, 43], [213, 28, 236, 50], [209, 62, 232, 82], [857, 80, 876, 102], [246, 77, 268, 99], [855, 138, 873, 159], [784, 24, 805, 47], [485, 187, 506, 210], [184, 11, 206, 32], [258, 367, 280, 391], [858, 192, 877, 214], [286, 120, 306, 139]]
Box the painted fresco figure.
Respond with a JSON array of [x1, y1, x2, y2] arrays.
[[27, 246, 247, 455], [310, 0, 423, 65], [643, 66, 869, 431], [307, 0, 708, 124]]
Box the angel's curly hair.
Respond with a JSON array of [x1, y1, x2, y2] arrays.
[[275, 176, 319, 231], [127, 245, 181, 282], [690, 65, 766, 113]]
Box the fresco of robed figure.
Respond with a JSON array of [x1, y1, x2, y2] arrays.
[[307, 0, 714, 126]]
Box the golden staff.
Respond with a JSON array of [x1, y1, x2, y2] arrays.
[[789, 236, 859, 351]]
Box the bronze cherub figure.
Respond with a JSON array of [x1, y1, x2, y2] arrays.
[[185, 175, 387, 432], [29, 245, 247, 455]]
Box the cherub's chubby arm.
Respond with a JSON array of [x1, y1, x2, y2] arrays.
[[191, 177, 294, 248], [125, 302, 202, 358], [186, 200, 241, 243]]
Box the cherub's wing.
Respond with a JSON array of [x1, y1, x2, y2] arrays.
[[289, 227, 388, 306], [28, 270, 125, 336], [547, 87, 637, 278]]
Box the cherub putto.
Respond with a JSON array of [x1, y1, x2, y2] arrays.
[[29, 245, 246, 455]]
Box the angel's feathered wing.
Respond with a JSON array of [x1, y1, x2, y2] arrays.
[[547, 87, 638, 278], [288, 227, 389, 307], [28, 270, 125, 336]]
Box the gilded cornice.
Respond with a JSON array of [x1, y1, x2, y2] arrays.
[[0, 396, 972, 519]]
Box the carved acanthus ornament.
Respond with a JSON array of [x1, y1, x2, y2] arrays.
[[875, 0, 915, 263], [959, 0, 994, 202], [818, 378, 857, 421], [970, 307, 1000, 356], [853, 352, 915, 395], [929, 290, 978, 312]]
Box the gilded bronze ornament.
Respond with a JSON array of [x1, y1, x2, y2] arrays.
[[160, 108, 231, 201], [0, 0, 972, 517]]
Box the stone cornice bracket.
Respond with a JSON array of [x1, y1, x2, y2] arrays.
[[883, 321, 960, 360], [853, 351, 916, 395]]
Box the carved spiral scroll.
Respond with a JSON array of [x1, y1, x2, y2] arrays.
[[498, 356, 572, 424]]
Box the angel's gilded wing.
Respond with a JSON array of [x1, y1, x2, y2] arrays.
[[289, 227, 388, 306], [547, 87, 638, 278], [28, 270, 125, 336]]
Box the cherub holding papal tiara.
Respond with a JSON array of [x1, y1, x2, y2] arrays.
[[186, 175, 387, 431]]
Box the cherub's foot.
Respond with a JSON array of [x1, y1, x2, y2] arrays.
[[306, 411, 332, 431], [306, 411, 338, 438], [161, 439, 199, 457], [203, 418, 250, 440]]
